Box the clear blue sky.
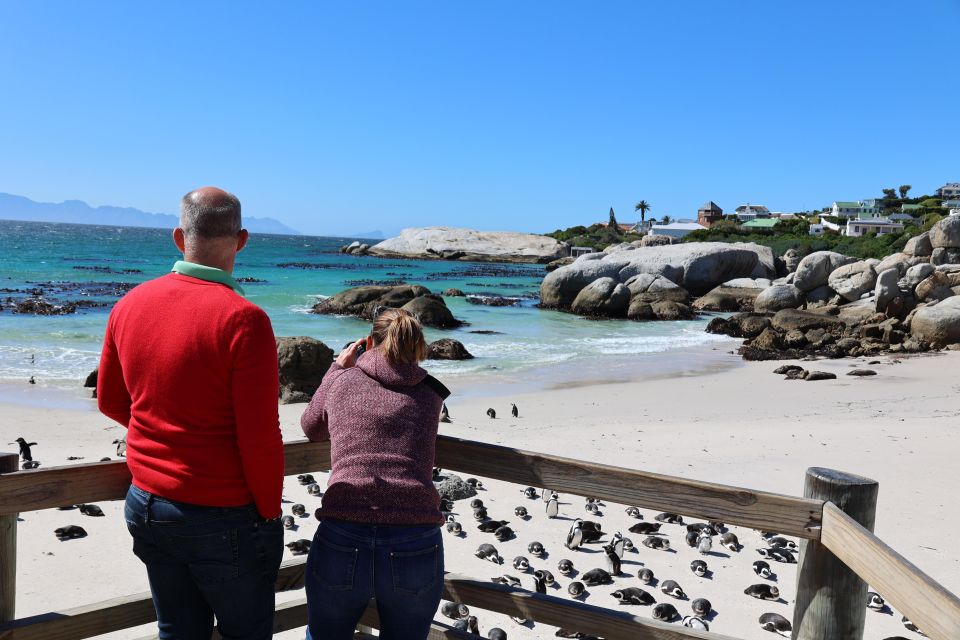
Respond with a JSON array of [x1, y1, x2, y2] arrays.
[[1, 2, 958, 237]]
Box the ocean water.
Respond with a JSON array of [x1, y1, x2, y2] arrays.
[[0, 220, 737, 398]]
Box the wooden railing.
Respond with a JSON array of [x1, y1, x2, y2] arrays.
[[0, 437, 957, 640]]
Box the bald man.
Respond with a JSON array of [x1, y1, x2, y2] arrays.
[[98, 187, 284, 640]]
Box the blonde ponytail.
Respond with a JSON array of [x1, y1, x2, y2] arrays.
[[371, 308, 427, 364]]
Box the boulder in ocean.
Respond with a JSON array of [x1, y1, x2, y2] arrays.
[[312, 285, 463, 328], [571, 277, 631, 317], [443, 288, 466, 297], [427, 339, 474, 360], [84, 368, 98, 388], [401, 294, 464, 328], [368, 227, 566, 264], [276, 337, 335, 404]]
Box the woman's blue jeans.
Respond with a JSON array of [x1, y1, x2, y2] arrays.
[[124, 484, 284, 640], [305, 519, 444, 640]]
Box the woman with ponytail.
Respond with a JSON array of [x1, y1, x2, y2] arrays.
[[300, 308, 445, 640]]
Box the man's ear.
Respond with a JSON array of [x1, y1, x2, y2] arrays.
[[236, 229, 249, 253], [173, 228, 186, 253]]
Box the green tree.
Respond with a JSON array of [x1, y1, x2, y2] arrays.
[[882, 188, 897, 200], [608, 207, 619, 231], [660, 215, 673, 225], [634, 200, 651, 225], [899, 184, 912, 199]]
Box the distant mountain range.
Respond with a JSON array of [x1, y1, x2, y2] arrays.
[[351, 230, 386, 240], [0, 192, 301, 235]]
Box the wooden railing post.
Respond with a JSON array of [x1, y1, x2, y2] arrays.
[[793, 467, 878, 640], [0, 452, 19, 624]]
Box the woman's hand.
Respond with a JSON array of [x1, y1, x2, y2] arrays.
[[336, 337, 371, 369]]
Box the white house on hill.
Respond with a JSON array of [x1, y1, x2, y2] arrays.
[[845, 218, 904, 238], [649, 222, 707, 239]]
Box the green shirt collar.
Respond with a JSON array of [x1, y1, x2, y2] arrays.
[[171, 260, 245, 295]]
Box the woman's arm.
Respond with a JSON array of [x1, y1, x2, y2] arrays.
[[301, 338, 370, 441]]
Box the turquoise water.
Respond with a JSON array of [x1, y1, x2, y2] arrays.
[[0, 220, 735, 394]]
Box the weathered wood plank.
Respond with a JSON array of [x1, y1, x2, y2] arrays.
[[0, 453, 21, 623], [820, 502, 960, 640], [0, 591, 156, 640], [0, 437, 823, 538]]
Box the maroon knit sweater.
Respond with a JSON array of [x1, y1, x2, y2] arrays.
[[300, 349, 444, 525]]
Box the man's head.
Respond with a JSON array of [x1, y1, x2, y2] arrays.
[[173, 187, 248, 272]]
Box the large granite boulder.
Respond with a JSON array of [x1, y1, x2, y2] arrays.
[[827, 261, 878, 302], [929, 216, 960, 249], [276, 337, 335, 404], [793, 251, 856, 292], [693, 285, 762, 312], [930, 247, 960, 266], [427, 339, 474, 360], [805, 285, 838, 308], [901, 263, 935, 292], [915, 271, 955, 303], [904, 232, 933, 257], [640, 234, 673, 247], [875, 252, 914, 276], [540, 242, 774, 309], [782, 248, 802, 273], [312, 285, 463, 328], [625, 274, 690, 303], [771, 309, 844, 333], [875, 268, 900, 312], [369, 227, 566, 264], [401, 295, 464, 328], [754, 284, 802, 313], [910, 297, 960, 346], [571, 277, 631, 317]]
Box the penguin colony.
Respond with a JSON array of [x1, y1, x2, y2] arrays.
[[15, 413, 923, 640]]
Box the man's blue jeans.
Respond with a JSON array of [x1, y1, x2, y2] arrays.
[[124, 484, 284, 640], [305, 519, 444, 640]]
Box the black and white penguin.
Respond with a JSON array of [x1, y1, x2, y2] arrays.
[[585, 501, 601, 516], [28, 376, 35, 385], [512, 556, 530, 572], [439, 498, 455, 512], [758, 548, 797, 564], [10, 437, 37, 461], [621, 536, 635, 552], [440, 404, 451, 423], [54, 525, 87, 540], [432, 467, 444, 481], [744, 584, 780, 600], [306, 483, 322, 496], [653, 603, 679, 621], [637, 568, 655, 585], [629, 522, 661, 535], [753, 560, 774, 579], [686, 523, 717, 536], [581, 568, 614, 586], [902, 615, 923, 634], [565, 521, 584, 550], [286, 539, 311, 555], [546, 494, 560, 519], [682, 616, 709, 631], [291, 503, 306, 517], [446, 521, 463, 536], [487, 628, 507, 640], [533, 573, 547, 594], [453, 616, 479, 633], [625, 506, 641, 519], [523, 487, 538, 499], [476, 543, 502, 564], [654, 512, 683, 525], [534, 569, 555, 586], [514, 506, 528, 519], [691, 598, 712, 617], [473, 507, 489, 521], [642, 536, 670, 551], [486, 408, 496, 419], [466, 477, 483, 489], [579, 521, 604, 543], [611, 532, 626, 559], [491, 575, 521, 588], [494, 526, 514, 542], [690, 560, 708, 577], [527, 541, 545, 557], [557, 559, 574, 576], [470, 498, 485, 510], [767, 536, 798, 551], [478, 520, 510, 533], [567, 581, 585, 597], [759, 612, 792, 635], [602, 544, 621, 575], [441, 602, 470, 620], [685, 530, 700, 548], [77, 504, 104, 517], [611, 587, 655, 605], [697, 534, 713, 555], [297, 474, 316, 485], [112, 437, 127, 457], [282, 515, 295, 529], [511, 403, 519, 418], [21, 460, 40, 469], [867, 591, 886, 611], [721, 531, 740, 552], [660, 579, 685, 599]]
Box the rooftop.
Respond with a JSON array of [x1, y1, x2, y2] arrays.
[[741, 218, 780, 228], [699, 201, 723, 212]]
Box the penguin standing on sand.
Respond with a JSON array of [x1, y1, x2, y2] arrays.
[[10, 437, 37, 462], [440, 404, 451, 423], [565, 520, 584, 550], [602, 544, 622, 575], [511, 403, 519, 418], [486, 408, 496, 419], [545, 493, 559, 519]]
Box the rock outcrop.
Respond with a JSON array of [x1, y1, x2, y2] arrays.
[[369, 227, 566, 264], [910, 297, 960, 346], [311, 285, 463, 328], [276, 337, 335, 404], [793, 251, 856, 292], [427, 339, 474, 360], [754, 284, 803, 313]]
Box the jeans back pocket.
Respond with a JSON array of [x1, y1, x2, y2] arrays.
[[311, 537, 359, 591], [171, 529, 240, 585], [390, 545, 439, 596]]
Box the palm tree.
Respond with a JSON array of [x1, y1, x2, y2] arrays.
[[634, 200, 651, 225], [899, 185, 912, 199], [660, 215, 673, 225]]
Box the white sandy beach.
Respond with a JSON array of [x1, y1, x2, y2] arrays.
[[4, 348, 958, 640]]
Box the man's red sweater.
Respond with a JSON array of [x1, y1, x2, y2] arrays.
[[98, 272, 283, 518]]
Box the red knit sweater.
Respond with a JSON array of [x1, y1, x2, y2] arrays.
[[98, 272, 283, 518]]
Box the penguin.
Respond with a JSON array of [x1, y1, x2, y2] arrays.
[[511, 403, 519, 418], [478, 520, 510, 533], [721, 531, 740, 552], [690, 560, 708, 577], [585, 502, 601, 516], [533, 573, 547, 594], [10, 437, 37, 461], [581, 568, 613, 586], [753, 560, 774, 579], [54, 525, 87, 540], [286, 539, 311, 555], [470, 498, 485, 510], [466, 477, 483, 489], [621, 536, 635, 552], [534, 569, 555, 586], [637, 568, 655, 585], [685, 530, 700, 548], [767, 536, 798, 551], [514, 506, 529, 519], [624, 506, 642, 519], [22, 460, 40, 469], [432, 467, 444, 481], [28, 376, 35, 385], [759, 612, 792, 635], [611, 587, 655, 605], [510, 617, 527, 626], [494, 526, 515, 542], [523, 487, 538, 499], [686, 523, 717, 536], [476, 543, 502, 564], [541, 488, 552, 502], [545, 494, 559, 519], [557, 559, 574, 576], [512, 556, 530, 572], [446, 514, 457, 523], [867, 591, 886, 611], [291, 504, 306, 517], [112, 437, 127, 457], [440, 403, 451, 423], [660, 580, 686, 599], [611, 532, 626, 558], [445, 521, 463, 536], [527, 541, 545, 557], [691, 598, 712, 617], [306, 483, 322, 496], [453, 616, 479, 633], [629, 522, 661, 535], [708, 520, 726, 533], [602, 544, 621, 575], [439, 498, 454, 512], [77, 504, 104, 517], [902, 616, 924, 634], [682, 616, 709, 631], [653, 603, 679, 622], [487, 628, 507, 640], [697, 535, 713, 555], [642, 536, 670, 551], [654, 512, 683, 524], [281, 515, 295, 529], [441, 602, 470, 620], [745, 584, 780, 600], [297, 474, 316, 485], [491, 575, 521, 588], [567, 581, 586, 597], [473, 507, 489, 521], [486, 408, 496, 419], [579, 521, 604, 543], [758, 548, 797, 564]]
